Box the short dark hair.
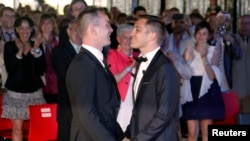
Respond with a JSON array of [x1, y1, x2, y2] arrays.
[[133, 6, 146, 15], [0, 7, 15, 17], [190, 13, 203, 20], [194, 21, 211, 36], [77, 6, 104, 36], [139, 15, 166, 46], [14, 16, 35, 39], [125, 15, 137, 25], [70, 0, 88, 11], [169, 7, 180, 12], [117, 13, 127, 24]]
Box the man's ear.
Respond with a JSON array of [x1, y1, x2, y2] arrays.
[[66, 26, 70, 36], [150, 32, 157, 42], [89, 24, 97, 35]]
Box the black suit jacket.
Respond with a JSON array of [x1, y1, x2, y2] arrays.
[[52, 40, 77, 122], [58, 25, 69, 46], [126, 50, 180, 141], [66, 47, 124, 141]]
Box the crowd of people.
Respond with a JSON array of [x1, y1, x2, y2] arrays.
[[0, 0, 249, 141]]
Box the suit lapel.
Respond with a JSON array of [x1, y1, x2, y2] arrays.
[[80, 48, 120, 101], [133, 50, 162, 102]]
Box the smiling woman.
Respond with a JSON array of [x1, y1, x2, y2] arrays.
[[14, 17, 35, 42], [1, 16, 46, 141]]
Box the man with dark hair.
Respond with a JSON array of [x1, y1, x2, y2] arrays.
[[58, 0, 87, 45], [70, 0, 87, 18], [132, 6, 146, 19], [52, 19, 82, 141], [56, 1, 87, 140], [164, 7, 180, 34], [66, 6, 124, 141], [0, 7, 16, 42], [124, 15, 180, 141]]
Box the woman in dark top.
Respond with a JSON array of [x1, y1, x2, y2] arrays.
[[1, 16, 46, 141]]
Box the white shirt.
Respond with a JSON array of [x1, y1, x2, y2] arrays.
[[180, 46, 223, 104], [133, 47, 160, 99], [82, 44, 105, 68]]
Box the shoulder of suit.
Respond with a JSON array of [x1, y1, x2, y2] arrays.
[[153, 51, 170, 63]]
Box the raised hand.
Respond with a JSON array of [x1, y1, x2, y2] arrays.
[[34, 33, 42, 49], [197, 46, 208, 57], [15, 38, 24, 52]]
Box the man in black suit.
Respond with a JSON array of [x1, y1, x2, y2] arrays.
[[124, 15, 180, 141], [66, 6, 124, 141], [52, 19, 82, 141]]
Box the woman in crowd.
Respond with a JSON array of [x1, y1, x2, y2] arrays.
[[37, 13, 59, 103], [1, 16, 46, 141], [180, 21, 225, 141], [106, 24, 136, 131]]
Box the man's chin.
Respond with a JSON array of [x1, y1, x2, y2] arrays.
[[130, 44, 138, 49], [103, 41, 111, 47]]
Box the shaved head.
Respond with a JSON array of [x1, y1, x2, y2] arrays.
[[77, 6, 104, 37]]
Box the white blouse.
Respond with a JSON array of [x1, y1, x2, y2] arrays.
[[180, 46, 222, 104]]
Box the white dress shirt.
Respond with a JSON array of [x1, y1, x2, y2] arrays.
[[82, 44, 105, 68], [133, 47, 160, 99]]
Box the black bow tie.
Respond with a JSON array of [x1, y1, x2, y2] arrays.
[[135, 56, 148, 63]]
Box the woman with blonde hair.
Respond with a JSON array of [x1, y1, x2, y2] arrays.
[[37, 13, 59, 103]]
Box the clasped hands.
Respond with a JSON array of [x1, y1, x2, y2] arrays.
[[15, 33, 42, 56]]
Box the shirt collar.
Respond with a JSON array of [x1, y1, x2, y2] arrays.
[[70, 40, 81, 53], [140, 47, 160, 63], [82, 43, 104, 62], [2, 28, 14, 34]]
